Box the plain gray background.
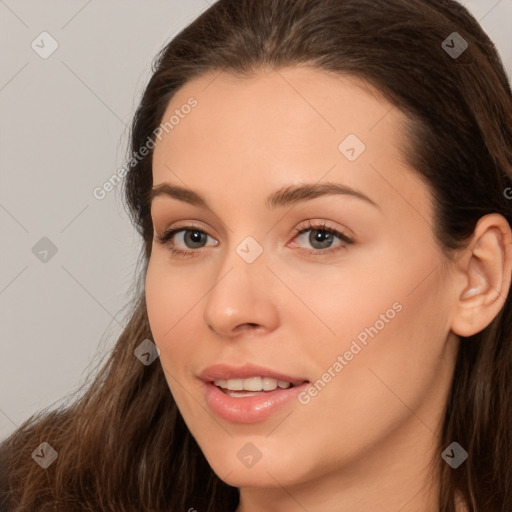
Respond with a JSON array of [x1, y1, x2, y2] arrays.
[[1, 0, 511, 442]]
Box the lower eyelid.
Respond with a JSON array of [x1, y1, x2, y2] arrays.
[[158, 225, 352, 254]]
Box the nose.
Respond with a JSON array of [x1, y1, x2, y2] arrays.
[[203, 250, 280, 339]]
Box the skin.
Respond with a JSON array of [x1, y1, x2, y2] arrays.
[[145, 66, 512, 512]]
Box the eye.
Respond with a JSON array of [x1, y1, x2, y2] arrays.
[[291, 220, 354, 256], [154, 220, 354, 258], [154, 226, 218, 258]]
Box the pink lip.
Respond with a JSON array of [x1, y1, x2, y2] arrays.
[[199, 363, 309, 424], [203, 381, 309, 423]]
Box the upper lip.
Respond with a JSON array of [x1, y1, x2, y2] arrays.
[[199, 363, 309, 386]]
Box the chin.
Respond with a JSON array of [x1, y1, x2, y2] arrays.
[[201, 444, 312, 489], [215, 465, 296, 489]]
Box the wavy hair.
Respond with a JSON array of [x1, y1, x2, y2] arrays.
[[1, 0, 512, 510]]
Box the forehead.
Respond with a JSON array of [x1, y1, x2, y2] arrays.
[[150, 66, 429, 221], [155, 66, 400, 156]]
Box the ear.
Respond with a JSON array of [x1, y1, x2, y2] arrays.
[[450, 213, 512, 337]]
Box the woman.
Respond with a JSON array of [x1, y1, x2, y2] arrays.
[[1, 0, 511, 510]]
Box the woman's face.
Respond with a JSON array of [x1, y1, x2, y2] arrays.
[[146, 66, 460, 501]]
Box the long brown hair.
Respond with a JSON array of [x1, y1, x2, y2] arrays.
[[2, 0, 512, 510]]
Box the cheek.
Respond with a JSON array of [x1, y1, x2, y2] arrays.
[[145, 257, 209, 414], [292, 240, 449, 393], [279, 252, 405, 364], [144, 256, 204, 360], [299, 259, 451, 434]]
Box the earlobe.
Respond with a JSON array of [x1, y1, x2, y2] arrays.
[[451, 214, 512, 338]]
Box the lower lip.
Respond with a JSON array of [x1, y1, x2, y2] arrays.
[[203, 381, 309, 424]]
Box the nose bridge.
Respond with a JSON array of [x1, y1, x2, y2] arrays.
[[215, 229, 268, 284], [202, 233, 279, 336]]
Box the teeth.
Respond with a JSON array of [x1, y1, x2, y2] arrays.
[[244, 377, 263, 391], [263, 377, 278, 390], [213, 377, 293, 391]]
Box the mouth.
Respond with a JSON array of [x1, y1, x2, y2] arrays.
[[199, 364, 310, 423], [211, 376, 306, 398]]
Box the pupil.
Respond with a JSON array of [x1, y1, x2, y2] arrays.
[[311, 230, 333, 249], [187, 230, 204, 247]]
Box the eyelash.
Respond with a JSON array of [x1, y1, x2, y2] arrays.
[[154, 220, 354, 259]]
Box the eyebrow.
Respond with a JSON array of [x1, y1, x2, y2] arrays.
[[149, 182, 379, 210]]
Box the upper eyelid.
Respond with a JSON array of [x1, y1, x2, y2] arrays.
[[160, 225, 351, 260], [160, 222, 352, 245]]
